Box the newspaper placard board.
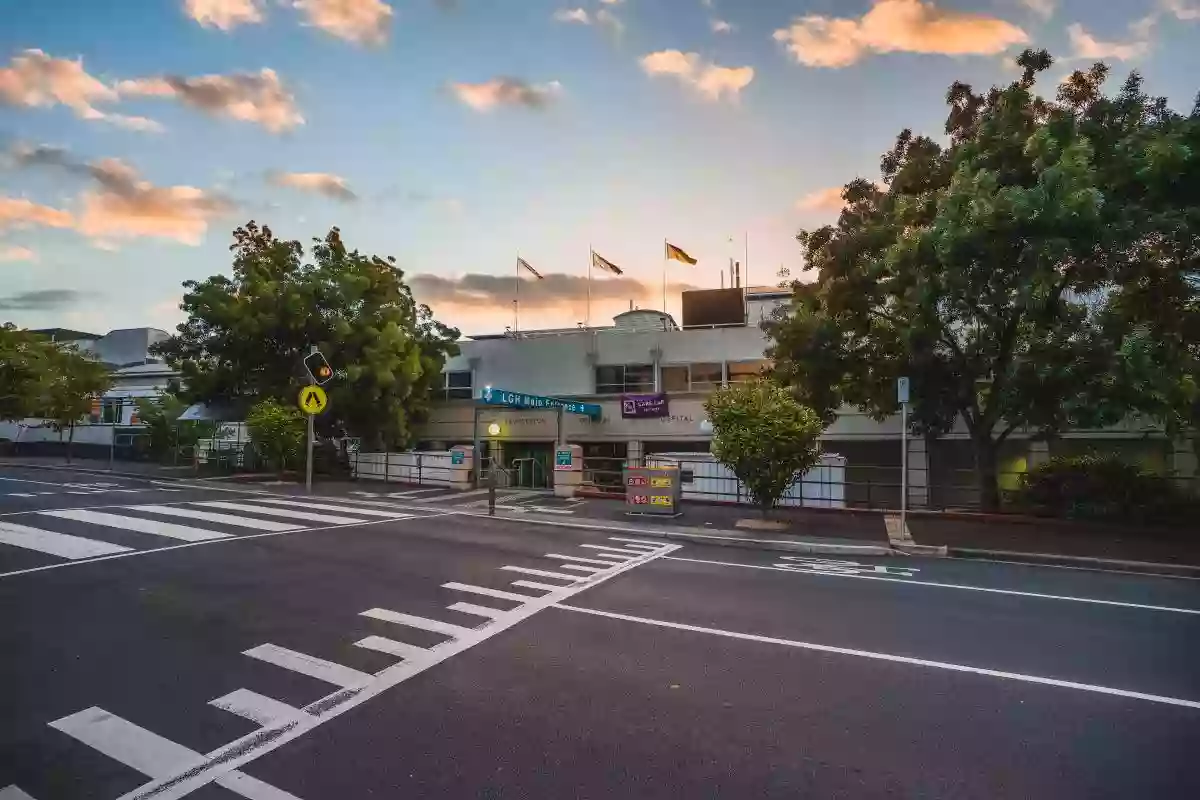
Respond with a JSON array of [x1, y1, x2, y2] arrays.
[[624, 466, 682, 517]]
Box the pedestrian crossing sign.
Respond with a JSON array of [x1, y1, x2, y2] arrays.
[[299, 385, 328, 415]]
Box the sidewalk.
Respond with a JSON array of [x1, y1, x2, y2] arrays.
[[0, 456, 199, 479]]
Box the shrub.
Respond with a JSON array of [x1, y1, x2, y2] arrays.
[[1012, 454, 1197, 525], [245, 399, 306, 471]]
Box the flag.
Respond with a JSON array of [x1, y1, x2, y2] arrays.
[[518, 257, 543, 279], [591, 251, 624, 275], [665, 242, 697, 265]]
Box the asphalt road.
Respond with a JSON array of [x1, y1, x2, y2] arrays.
[[2, 466, 1199, 799]]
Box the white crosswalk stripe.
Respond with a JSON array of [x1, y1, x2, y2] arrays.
[[243, 644, 372, 688], [210, 689, 304, 727], [39, 509, 231, 543], [126, 505, 300, 532], [0, 785, 37, 800], [193, 501, 368, 525], [245, 498, 421, 518], [0, 521, 133, 559]]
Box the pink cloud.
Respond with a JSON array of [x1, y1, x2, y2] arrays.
[[640, 50, 754, 101], [184, 0, 264, 30]]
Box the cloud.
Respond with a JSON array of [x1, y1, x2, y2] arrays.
[[292, 0, 393, 44], [117, 69, 303, 133], [450, 77, 563, 111], [711, 19, 734, 33], [410, 273, 700, 311], [1019, 0, 1055, 20], [1066, 22, 1149, 61], [600, 0, 624, 4], [553, 8, 590, 23], [0, 196, 75, 230], [796, 187, 848, 213], [184, 0, 264, 30], [1165, 0, 1200, 20], [0, 49, 163, 132], [0, 245, 36, 262], [266, 170, 357, 201], [773, 0, 1028, 68], [0, 289, 83, 310], [640, 50, 754, 101], [6, 145, 233, 245]]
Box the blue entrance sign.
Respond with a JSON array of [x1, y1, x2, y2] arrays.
[[479, 386, 602, 419]]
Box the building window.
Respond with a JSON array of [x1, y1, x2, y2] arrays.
[[594, 364, 655, 394], [689, 363, 723, 391], [661, 365, 689, 393], [728, 360, 769, 383], [444, 370, 473, 400]]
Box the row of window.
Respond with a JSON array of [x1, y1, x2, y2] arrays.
[[439, 360, 770, 401]]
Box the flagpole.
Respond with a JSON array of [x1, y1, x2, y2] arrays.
[[587, 245, 593, 329], [514, 252, 520, 334], [744, 231, 750, 289], [662, 239, 668, 317]]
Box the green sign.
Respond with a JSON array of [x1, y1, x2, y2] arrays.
[[451, 451, 465, 465], [479, 387, 602, 420], [556, 449, 573, 467]]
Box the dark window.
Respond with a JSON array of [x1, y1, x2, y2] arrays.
[[444, 370, 473, 400], [595, 365, 625, 395], [689, 363, 723, 391], [624, 364, 655, 393], [661, 365, 689, 393]]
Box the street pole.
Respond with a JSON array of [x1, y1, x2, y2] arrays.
[[900, 400, 908, 536], [306, 344, 317, 494], [108, 398, 118, 471]]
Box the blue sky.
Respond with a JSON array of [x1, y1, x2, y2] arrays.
[[2, 0, 1198, 335]]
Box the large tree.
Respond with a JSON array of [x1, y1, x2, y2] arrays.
[[766, 50, 1199, 510], [0, 324, 50, 422], [154, 222, 461, 449], [41, 345, 111, 462]]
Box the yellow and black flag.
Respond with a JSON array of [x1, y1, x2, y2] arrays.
[[591, 250, 624, 275], [665, 241, 697, 265], [518, 257, 543, 279]]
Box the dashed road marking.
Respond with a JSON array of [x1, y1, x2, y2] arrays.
[[209, 689, 304, 728], [242, 644, 372, 689], [0, 521, 133, 559]]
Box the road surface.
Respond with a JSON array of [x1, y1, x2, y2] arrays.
[[1, 465, 1198, 798]]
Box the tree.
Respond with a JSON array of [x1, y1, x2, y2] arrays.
[[0, 324, 50, 422], [704, 379, 825, 517], [767, 50, 1199, 510], [245, 399, 305, 471], [135, 390, 214, 461], [41, 346, 111, 463], [153, 222, 461, 450]]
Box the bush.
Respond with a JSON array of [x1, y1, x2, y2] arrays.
[[1012, 454, 1198, 525], [245, 399, 306, 471]]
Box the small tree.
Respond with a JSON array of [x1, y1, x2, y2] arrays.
[[41, 347, 111, 463], [704, 379, 825, 517], [246, 399, 306, 472]]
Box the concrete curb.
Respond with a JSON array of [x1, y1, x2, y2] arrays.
[[0, 461, 190, 482], [948, 547, 1200, 579]]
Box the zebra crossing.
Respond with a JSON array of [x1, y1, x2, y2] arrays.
[[1, 481, 183, 499], [10, 536, 679, 800], [349, 486, 579, 515], [0, 496, 416, 573]]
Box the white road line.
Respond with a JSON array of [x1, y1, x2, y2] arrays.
[[0, 521, 133, 559], [663, 556, 1200, 615], [50, 707, 205, 776], [195, 501, 367, 525], [210, 689, 304, 727], [1, 785, 37, 800], [442, 582, 538, 603], [554, 603, 1200, 710], [242, 644, 371, 688], [241, 498, 413, 518], [608, 538, 662, 549], [47, 706, 302, 799], [108, 542, 681, 800], [500, 566, 585, 582], [126, 505, 299, 532], [66, 491, 101, 495], [511, 580, 569, 593], [5, 493, 36, 498], [579, 545, 642, 557], [544, 553, 624, 566], [559, 564, 606, 574], [354, 635, 431, 660], [361, 608, 476, 638], [0, 476, 76, 487], [446, 601, 510, 621], [39, 509, 231, 543]]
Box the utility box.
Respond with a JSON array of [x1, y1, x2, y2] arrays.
[[624, 466, 682, 517]]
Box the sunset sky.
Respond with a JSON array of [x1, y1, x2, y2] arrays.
[[2, 0, 1198, 336]]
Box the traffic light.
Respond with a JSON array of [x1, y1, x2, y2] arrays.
[[304, 350, 334, 385]]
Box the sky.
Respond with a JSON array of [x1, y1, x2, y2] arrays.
[[1, 0, 1198, 337]]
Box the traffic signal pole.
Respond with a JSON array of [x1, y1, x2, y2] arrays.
[[306, 345, 316, 494]]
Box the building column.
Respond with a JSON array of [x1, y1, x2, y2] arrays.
[[905, 436, 929, 509], [1170, 438, 1198, 493], [1028, 440, 1052, 470], [626, 440, 643, 469]]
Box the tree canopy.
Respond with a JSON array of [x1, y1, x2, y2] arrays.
[[766, 50, 1199, 510], [153, 222, 461, 449], [0, 324, 111, 431]]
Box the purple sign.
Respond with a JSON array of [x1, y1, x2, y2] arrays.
[[621, 393, 669, 419]]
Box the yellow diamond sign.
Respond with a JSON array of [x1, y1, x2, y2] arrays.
[[298, 385, 328, 415]]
